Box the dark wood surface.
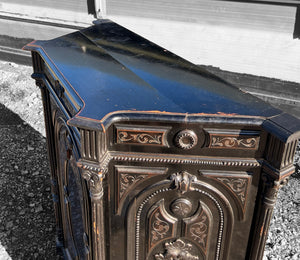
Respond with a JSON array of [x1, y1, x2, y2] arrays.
[[27, 21, 300, 260], [24, 20, 284, 128]]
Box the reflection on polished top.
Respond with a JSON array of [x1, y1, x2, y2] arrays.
[[25, 20, 282, 128]]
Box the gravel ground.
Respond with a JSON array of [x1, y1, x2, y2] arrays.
[[0, 60, 299, 259]]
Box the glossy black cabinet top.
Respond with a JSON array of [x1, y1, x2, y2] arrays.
[[25, 20, 282, 127]]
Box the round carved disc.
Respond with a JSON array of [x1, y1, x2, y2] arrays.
[[170, 198, 193, 217], [175, 130, 198, 149]]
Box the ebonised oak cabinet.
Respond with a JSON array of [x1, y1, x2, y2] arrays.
[[24, 20, 300, 260]]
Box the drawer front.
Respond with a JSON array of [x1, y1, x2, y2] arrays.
[[107, 122, 265, 159]]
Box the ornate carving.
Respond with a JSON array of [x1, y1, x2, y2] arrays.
[[78, 163, 103, 173], [135, 183, 225, 260], [150, 211, 170, 247], [81, 170, 106, 259], [175, 130, 198, 150], [136, 189, 173, 259], [262, 174, 289, 204], [82, 170, 104, 200], [120, 173, 147, 198], [216, 177, 248, 205], [118, 131, 162, 144], [170, 198, 193, 217], [210, 136, 258, 149], [201, 171, 252, 216], [112, 153, 261, 168], [205, 129, 260, 150], [148, 201, 177, 250], [155, 239, 199, 260], [116, 125, 170, 146], [170, 171, 197, 194], [189, 215, 209, 247], [184, 205, 210, 254], [115, 166, 167, 213], [193, 188, 224, 260]]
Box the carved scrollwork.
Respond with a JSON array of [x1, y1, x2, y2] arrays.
[[155, 239, 199, 260], [118, 131, 162, 144], [211, 136, 258, 149], [116, 125, 170, 146], [151, 212, 170, 246], [189, 215, 208, 247], [170, 171, 197, 194], [184, 205, 211, 254], [148, 201, 177, 249], [217, 177, 248, 204], [120, 173, 147, 199], [202, 171, 252, 216]]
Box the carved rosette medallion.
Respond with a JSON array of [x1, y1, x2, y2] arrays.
[[155, 239, 199, 260], [170, 198, 193, 218], [175, 130, 198, 150]]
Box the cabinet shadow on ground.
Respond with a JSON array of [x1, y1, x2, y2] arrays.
[[0, 103, 57, 259]]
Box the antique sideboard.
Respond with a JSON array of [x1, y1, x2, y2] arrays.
[[24, 20, 300, 260]]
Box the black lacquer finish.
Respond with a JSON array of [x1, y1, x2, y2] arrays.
[[25, 20, 300, 260]]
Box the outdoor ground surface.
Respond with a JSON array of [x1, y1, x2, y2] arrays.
[[0, 60, 299, 259]]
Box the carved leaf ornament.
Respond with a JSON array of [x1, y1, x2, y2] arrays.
[[118, 131, 162, 144], [190, 215, 208, 246], [151, 212, 170, 244], [119, 173, 147, 198], [217, 177, 247, 203], [155, 239, 199, 260], [211, 136, 257, 149]]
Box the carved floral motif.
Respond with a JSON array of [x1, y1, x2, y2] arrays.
[[119, 173, 147, 199], [210, 136, 258, 149], [217, 177, 248, 206], [189, 215, 208, 247], [185, 208, 210, 253], [170, 198, 193, 217], [151, 211, 170, 247], [175, 130, 198, 150], [118, 131, 163, 145], [155, 239, 199, 260]]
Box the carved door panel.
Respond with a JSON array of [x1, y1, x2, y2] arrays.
[[54, 117, 90, 259], [124, 170, 236, 260]]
